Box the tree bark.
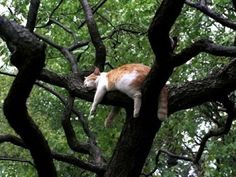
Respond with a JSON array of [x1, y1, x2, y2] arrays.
[[0, 17, 57, 177]]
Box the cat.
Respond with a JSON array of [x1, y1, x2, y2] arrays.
[[83, 63, 168, 127]]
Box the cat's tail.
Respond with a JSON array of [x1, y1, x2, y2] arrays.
[[157, 85, 168, 121], [104, 106, 121, 128]]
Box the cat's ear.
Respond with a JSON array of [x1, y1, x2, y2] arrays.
[[94, 67, 100, 75]]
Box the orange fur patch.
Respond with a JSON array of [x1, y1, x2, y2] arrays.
[[106, 64, 150, 90]]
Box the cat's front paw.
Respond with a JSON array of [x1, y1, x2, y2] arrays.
[[90, 108, 96, 115], [88, 109, 96, 120], [88, 114, 95, 121]]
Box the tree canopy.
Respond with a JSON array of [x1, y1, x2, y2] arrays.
[[0, 0, 236, 177]]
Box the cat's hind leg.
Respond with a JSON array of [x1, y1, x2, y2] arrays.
[[104, 106, 121, 127]]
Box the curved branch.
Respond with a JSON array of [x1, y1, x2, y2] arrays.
[[173, 39, 236, 67], [186, 0, 236, 30], [0, 16, 57, 177], [194, 97, 235, 164], [35, 33, 79, 74], [35, 82, 105, 165], [0, 134, 26, 148], [51, 152, 106, 175], [62, 95, 90, 154], [79, 0, 106, 71]]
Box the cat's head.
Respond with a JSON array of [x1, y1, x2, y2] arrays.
[[84, 67, 100, 90]]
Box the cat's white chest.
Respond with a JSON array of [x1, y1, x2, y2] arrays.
[[115, 71, 139, 96], [117, 71, 138, 87]]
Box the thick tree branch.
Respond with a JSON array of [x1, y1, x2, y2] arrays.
[[0, 134, 105, 175], [173, 39, 236, 67], [26, 0, 40, 32], [0, 16, 57, 177], [35, 58, 236, 121], [79, 0, 106, 71], [148, 0, 185, 61], [104, 1, 185, 177], [168, 59, 236, 114]]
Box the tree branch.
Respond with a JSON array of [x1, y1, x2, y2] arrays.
[[78, 0, 108, 29], [148, 0, 185, 60], [168, 59, 236, 114], [26, 0, 41, 32], [0, 156, 35, 167], [35, 82, 105, 165], [194, 96, 236, 164], [79, 0, 106, 71], [61, 95, 91, 154], [173, 39, 236, 67], [35, 33, 79, 74], [51, 151, 106, 175], [0, 133, 105, 175], [186, 0, 236, 30], [0, 134, 26, 148], [0, 16, 57, 177]]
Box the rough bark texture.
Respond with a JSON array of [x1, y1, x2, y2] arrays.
[[103, 0, 185, 176], [0, 17, 57, 177], [1, 0, 236, 176]]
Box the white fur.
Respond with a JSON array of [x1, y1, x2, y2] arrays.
[[84, 71, 142, 120], [84, 68, 168, 124]]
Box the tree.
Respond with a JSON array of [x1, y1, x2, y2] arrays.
[[0, 0, 236, 177]]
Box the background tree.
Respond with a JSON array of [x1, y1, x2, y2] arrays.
[[0, 0, 236, 177]]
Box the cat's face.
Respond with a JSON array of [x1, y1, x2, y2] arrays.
[[84, 73, 99, 90]]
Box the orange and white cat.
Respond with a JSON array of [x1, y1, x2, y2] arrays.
[[84, 63, 168, 127]]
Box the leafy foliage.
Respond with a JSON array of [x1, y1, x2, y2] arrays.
[[0, 0, 236, 176]]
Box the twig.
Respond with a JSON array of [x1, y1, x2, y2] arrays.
[[78, 0, 108, 29], [35, 33, 79, 74], [194, 96, 235, 164], [0, 156, 35, 167], [36, 0, 64, 28], [185, 0, 236, 30]]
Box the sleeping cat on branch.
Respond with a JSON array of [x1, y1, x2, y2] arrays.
[[83, 63, 168, 127]]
